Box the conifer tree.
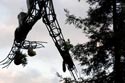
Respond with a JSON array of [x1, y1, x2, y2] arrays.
[[64, 0, 125, 82]]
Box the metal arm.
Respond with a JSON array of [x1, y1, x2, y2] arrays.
[[42, 0, 76, 71], [41, 0, 78, 80], [0, 0, 46, 68], [0, 0, 78, 80]]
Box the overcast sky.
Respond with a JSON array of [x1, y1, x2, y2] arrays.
[[0, 0, 89, 83]]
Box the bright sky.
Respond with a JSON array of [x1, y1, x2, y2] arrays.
[[0, 0, 89, 83]]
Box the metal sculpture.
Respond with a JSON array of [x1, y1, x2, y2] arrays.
[[0, 0, 78, 80]]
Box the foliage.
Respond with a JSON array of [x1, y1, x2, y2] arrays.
[[57, 72, 83, 83], [64, 0, 125, 82]]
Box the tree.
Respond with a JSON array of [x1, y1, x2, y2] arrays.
[[64, 0, 125, 82]]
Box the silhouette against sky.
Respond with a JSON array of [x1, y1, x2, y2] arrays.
[[0, 0, 89, 83]]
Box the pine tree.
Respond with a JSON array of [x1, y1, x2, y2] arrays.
[[64, 0, 125, 82]]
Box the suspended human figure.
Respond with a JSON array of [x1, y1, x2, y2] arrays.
[[14, 0, 34, 43], [14, 12, 28, 43], [14, 0, 48, 67], [15, 0, 43, 43]]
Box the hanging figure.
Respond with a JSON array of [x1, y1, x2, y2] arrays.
[[15, 12, 28, 43], [61, 39, 74, 72]]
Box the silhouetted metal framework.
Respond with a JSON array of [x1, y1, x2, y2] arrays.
[[0, 40, 45, 68], [0, 0, 78, 80]]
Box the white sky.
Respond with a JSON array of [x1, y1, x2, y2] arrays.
[[0, 0, 89, 83]]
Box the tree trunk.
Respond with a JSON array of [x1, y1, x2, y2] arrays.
[[113, 0, 125, 83]]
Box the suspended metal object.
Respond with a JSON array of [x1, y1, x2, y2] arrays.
[[0, 0, 79, 80], [0, 40, 46, 68]]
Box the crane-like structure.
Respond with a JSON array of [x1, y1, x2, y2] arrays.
[[0, 0, 78, 80]]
